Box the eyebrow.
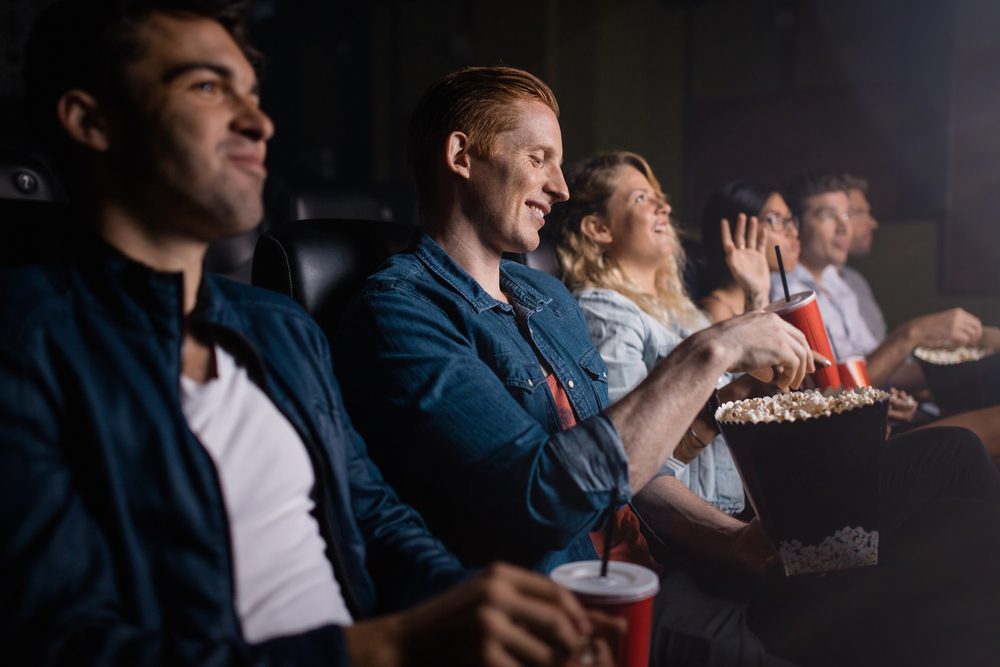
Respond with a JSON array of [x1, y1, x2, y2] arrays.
[[161, 62, 260, 95]]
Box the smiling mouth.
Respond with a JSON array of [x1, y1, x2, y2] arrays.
[[227, 154, 267, 178], [526, 202, 548, 222]]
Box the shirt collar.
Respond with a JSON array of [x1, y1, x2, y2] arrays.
[[413, 231, 551, 313]]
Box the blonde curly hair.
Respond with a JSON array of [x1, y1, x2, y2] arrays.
[[549, 151, 703, 330]]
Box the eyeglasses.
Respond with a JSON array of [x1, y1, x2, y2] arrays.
[[760, 213, 800, 233]]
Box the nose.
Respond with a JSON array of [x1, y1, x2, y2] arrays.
[[232, 94, 275, 143], [836, 212, 850, 235], [546, 164, 569, 203], [656, 195, 671, 215]]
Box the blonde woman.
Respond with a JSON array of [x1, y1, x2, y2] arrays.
[[549, 151, 767, 514]]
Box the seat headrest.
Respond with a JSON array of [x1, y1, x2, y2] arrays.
[[252, 218, 415, 334]]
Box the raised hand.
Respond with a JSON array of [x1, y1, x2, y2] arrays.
[[721, 215, 771, 311]]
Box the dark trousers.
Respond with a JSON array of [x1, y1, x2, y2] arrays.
[[650, 427, 1000, 667]]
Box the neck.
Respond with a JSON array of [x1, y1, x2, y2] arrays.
[[616, 258, 658, 296], [422, 202, 507, 302], [800, 257, 827, 284], [97, 199, 207, 315]]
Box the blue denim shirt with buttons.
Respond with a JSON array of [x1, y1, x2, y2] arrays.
[[335, 232, 631, 573]]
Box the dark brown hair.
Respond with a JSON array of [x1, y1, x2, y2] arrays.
[[23, 0, 257, 180], [783, 171, 850, 220]]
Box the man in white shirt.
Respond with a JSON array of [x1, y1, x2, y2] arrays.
[[777, 172, 985, 389], [1, 2, 616, 665]]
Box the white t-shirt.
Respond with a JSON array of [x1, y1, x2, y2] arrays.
[[180, 346, 352, 643]]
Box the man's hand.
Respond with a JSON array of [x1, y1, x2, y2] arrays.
[[909, 308, 982, 348], [721, 215, 772, 311], [345, 562, 622, 667], [887, 387, 918, 423], [727, 518, 780, 574], [699, 310, 818, 391]]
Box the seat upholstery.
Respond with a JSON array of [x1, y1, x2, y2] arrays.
[[251, 218, 416, 334], [0, 152, 76, 265]]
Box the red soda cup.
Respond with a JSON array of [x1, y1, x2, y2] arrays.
[[837, 356, 870, 389], [765, 290, 842, 388], [551, 561, 659, 667]]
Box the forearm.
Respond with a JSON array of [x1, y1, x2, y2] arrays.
[[633, 475, 745, 558], [607, 331, 731, 492], [865, 324, 919, 387]]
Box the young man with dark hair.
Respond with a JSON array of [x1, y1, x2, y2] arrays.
[[779, 171, 991, 390], [1, 3, 615, 665]]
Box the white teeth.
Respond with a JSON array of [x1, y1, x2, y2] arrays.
[[527, 204, 545, 218]]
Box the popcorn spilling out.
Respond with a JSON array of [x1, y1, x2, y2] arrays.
[[715, 387, 889, 424], [779, 526, 879, 575], [914, 346, 988, 365]]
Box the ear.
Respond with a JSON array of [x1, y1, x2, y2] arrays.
[[580, 213, 613, 245], [444, 131, 471, 180], [56, 89, 111, 153]]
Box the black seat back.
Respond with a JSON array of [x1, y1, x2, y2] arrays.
[[251, 218, 415, 334]]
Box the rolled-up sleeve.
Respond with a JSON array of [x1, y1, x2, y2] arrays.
[[548, 412, 630, 494]]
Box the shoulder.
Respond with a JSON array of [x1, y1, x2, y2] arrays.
[[360, 251, 427, 293], [208, 275, 317, 324], [841, 266, 872, 292], [574, 288, 650, 336], [575, 288, 643, 317], [207, 276, 333, 360], [0, 262, 74, 343]]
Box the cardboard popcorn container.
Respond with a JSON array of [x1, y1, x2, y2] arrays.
[[717, 388, 889, 576]]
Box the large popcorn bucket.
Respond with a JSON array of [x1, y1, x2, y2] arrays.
[[716, 389, 889, 576], [913, 347, 1000, 415]]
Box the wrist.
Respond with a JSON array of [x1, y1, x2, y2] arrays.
[[345, 615, 406, 667]]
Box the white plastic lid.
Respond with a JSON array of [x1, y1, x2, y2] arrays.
[[550, 560, 660, 603], [765, 289, 816, 314]]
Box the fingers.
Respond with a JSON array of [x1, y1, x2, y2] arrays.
[[472, 563, 594, 664], [755, 219, 770, 253], [720, 217, 734, 252], [733, 213, 747, 249], [745, 215, 759, 250], [477, 606, 553, 666]]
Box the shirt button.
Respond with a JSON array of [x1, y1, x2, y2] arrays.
[[528, 379, 533, 387], [568, 380, 575, 388]]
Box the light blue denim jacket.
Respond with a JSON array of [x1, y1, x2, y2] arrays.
[[576, 288, 745, 514]]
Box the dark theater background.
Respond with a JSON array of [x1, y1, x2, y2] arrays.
[[3, 0, 999, 324]]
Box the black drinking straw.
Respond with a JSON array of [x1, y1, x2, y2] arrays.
[[775, 244, 791, 302], [600, 492, 618, 578]]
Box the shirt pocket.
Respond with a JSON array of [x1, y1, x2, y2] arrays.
[[577, 346, 609, 406], [494, 354, 549, 395]]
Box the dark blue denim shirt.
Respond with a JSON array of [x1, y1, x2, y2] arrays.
[[335, 232, 631, 573], [0, 237, 466, 666]]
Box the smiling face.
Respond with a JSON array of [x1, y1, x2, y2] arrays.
[[798, 190, 852, 272], [759, 192, 800, 272], [600, 165, 675, 273], [464, 99, 569, 255], [107, 12, 274, 242]]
